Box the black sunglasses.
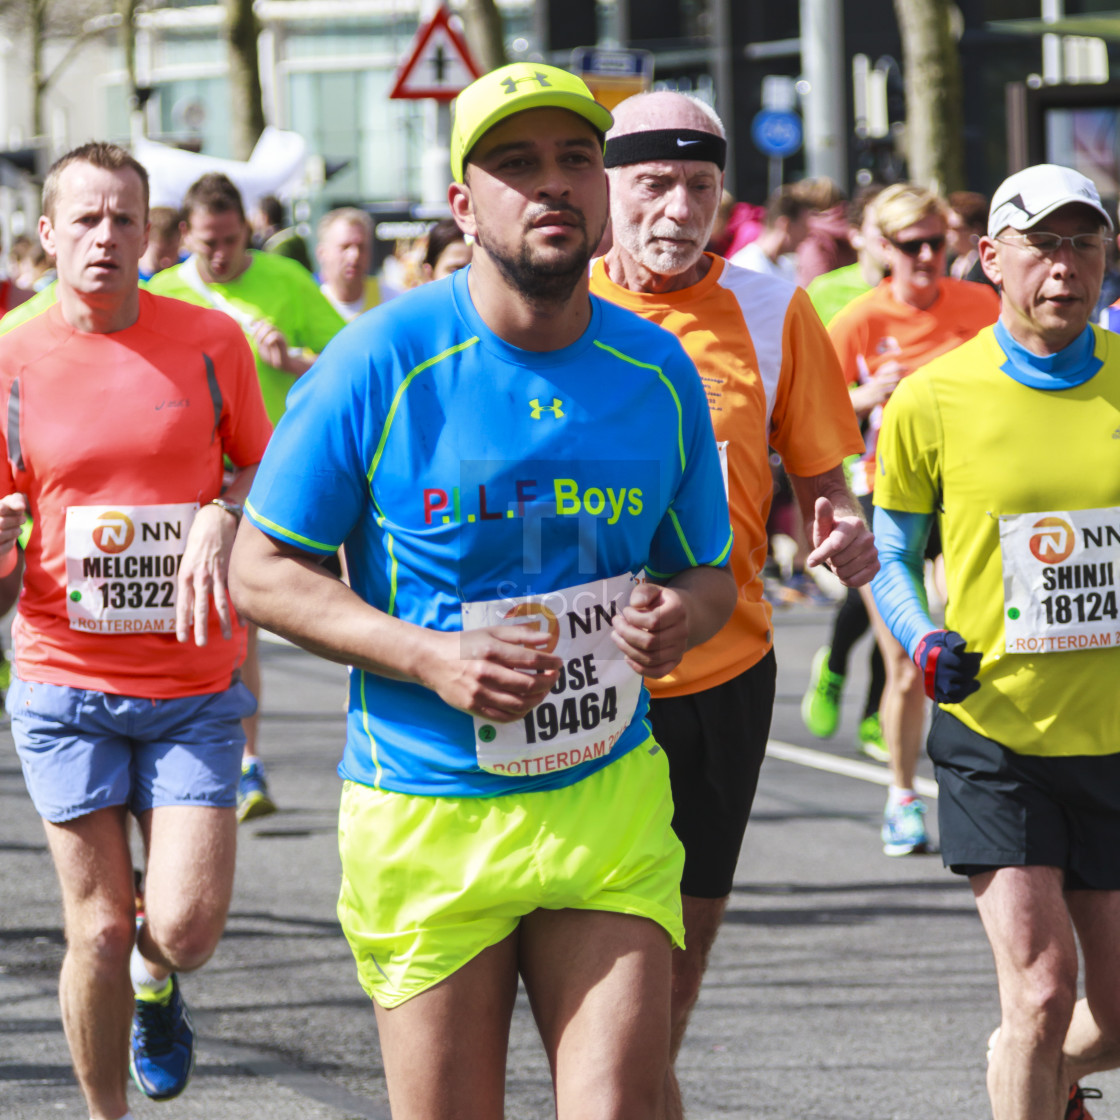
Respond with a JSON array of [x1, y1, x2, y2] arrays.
[[889, 235, 946, 257]]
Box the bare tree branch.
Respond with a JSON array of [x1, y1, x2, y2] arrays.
[[2, 0, 117, 138]]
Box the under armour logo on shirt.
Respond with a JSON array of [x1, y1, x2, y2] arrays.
[[530, 398, 564, 419]]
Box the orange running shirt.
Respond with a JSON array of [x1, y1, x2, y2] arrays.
[[0, 291, 273, 697], [828, 277, 999, 494], [591, 254, 863, 696]]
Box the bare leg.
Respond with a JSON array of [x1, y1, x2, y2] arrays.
[[520, 907, 672, 1120], [1064, 890, 1120, 1081], [135, 805, 237, 976], [861, 584, 925, 791], [241, 623, 261, 761], [664, 894, 728, 1120], [972, 867, 1078, 1120], [371, 935, 519, 1120], [43, 806, 136, 1120]]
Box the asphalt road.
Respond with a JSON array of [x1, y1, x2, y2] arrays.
[[3, 600, 1119, 1119]]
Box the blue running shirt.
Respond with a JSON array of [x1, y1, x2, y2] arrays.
[[247, 267, 733, 796]]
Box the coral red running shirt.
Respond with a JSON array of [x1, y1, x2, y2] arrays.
[[0, 292, 272, 697]]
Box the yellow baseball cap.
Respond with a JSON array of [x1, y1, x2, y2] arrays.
[[450, 63, 614, 183]]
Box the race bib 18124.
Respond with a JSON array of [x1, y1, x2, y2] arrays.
[[999, 507, 1120, 654]]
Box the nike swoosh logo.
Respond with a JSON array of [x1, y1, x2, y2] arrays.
[[676, 138, 700, 147]]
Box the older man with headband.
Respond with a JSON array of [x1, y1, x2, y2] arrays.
[[872, 164, 1120, 1120], [230, 64, 736, 1117], [590, 90, 878, 1118]]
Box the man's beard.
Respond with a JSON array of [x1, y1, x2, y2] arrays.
[[614, 217, 707, 277], [474, 205, 602, 305]]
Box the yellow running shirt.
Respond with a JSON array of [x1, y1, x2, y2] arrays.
[[875, 325, 1120, 756]]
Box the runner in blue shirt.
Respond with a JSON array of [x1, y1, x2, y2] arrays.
[[230, 63, 735, 1117]]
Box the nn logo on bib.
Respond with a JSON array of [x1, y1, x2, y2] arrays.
[[503, 601, 560, 653], [1029, 516, 1075, 565], [92, 511, 135, 554]]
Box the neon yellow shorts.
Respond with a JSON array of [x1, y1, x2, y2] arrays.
[[336, 739, 685, 1008]]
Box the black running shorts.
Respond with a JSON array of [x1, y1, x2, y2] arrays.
[[647, 651, 776, 899], [927, 707, 1120, 888]]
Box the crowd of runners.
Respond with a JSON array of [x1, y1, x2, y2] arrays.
[[1, 60, 1119, 1120]]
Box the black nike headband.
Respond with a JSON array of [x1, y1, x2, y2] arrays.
[[603, 129, 727, 171]]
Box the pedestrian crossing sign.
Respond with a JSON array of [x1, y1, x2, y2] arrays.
[[389, 5, 481, 102]]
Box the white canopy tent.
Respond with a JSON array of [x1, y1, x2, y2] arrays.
[[134, 126, 308, 210]]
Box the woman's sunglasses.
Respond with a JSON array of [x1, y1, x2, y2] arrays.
[[889, 236, 946, 257]]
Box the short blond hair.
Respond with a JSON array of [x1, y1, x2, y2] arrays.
[[790, 176, 846, 212], [873, 183, 948, 240], [317, 206, 373, 242], [42, 142, 150, 222]]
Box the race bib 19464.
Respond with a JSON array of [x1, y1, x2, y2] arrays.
[[65, 503, 198, 634], [999, 507, 1120, 654], [460, 572, 643, 776]]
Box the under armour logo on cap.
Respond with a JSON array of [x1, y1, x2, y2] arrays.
[[450, 62, 613, 183], [501, 72, 552, 95]]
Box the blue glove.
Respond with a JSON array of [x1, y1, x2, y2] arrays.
[[912, 630, 981, 703]]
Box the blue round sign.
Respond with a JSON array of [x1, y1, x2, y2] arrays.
[[751, 109, 803, 159]]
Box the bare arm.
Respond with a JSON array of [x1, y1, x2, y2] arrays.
[[0, 492, 28, 579], [249, 320, 317, 377], [787, 464, 879, 587], [228, 520, 562, 722], [611, 563, 737, 679], [848, 359, 906, 419], [175, 463, 261, 645], [0, 538, 23, 614]]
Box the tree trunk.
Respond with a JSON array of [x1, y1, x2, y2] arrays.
[[119, 0, 140, 107], [223, 0, 265, 160], [459, 0, 506, 76], [13, 0, 115, 142], [892, 0, 964, 193], [30, 0, 46, 138]]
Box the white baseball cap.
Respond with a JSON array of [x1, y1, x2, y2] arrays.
[[988, 164, 1113, 238]]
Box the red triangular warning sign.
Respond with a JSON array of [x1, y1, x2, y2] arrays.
[[389, 6, 481, 101]]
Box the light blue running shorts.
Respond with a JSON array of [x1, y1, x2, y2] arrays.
[[8, 675, 256, 822]]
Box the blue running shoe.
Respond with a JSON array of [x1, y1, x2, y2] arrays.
[[237, 758, 277, 823], [129, 974, 195, 1101], [881, 795, 931, 857]]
